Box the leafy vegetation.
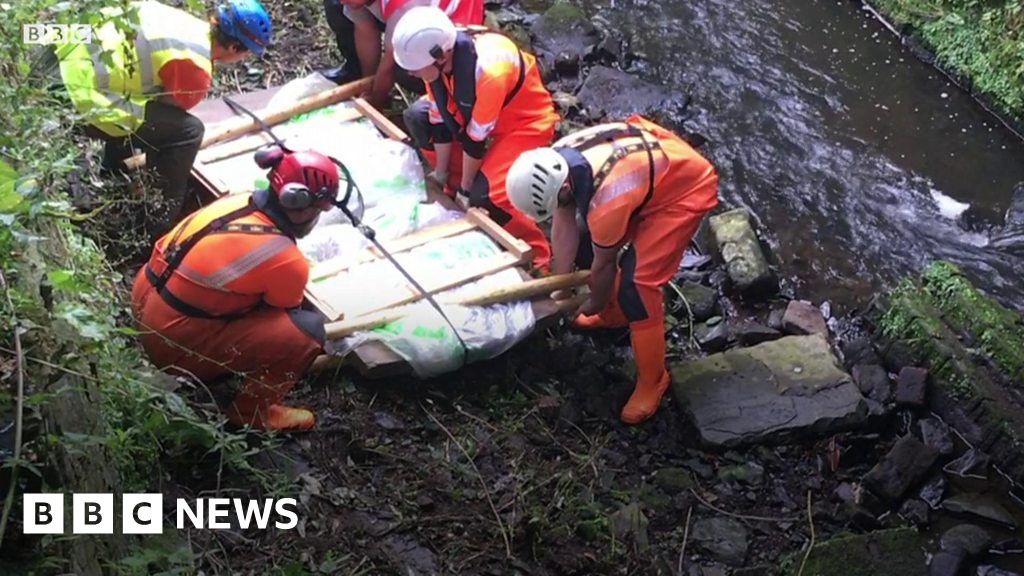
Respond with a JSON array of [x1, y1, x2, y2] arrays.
[[1, 1, 265, 573], [870, 0, 1024, 119]]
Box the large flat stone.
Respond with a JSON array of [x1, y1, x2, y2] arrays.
[[576, 66, 682, 121], [670, 334, 868, 448], [709, 208, 776, 297]]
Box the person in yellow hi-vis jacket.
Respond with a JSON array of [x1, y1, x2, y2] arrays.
[[43, 1, 273, 234]]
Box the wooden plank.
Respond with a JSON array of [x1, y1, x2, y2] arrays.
[[344, 293, 584, 379], [304, 285, 345, 323], [198, 107, 367, 164], [465, 208, 533, 264], [125, 77, 373, 170], [353, 97, 409, 141], [322, 271, 590, 338], [309, 217, 476, 282], [358, 251, 521, 317]]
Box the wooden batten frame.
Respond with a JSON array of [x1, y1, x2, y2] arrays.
[[309, 217, 476, 282], [466, 208, 532, 263]]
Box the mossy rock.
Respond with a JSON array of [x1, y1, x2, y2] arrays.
[[709, 208, 776, 296], [652, 467, 696, 493], [780, 528, 927, 576], [876, 261, 1024, 482], [534, 1, 588, 30], [919, 261, 1024, 383]]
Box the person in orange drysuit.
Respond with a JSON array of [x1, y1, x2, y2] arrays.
[[132, 148, 342, 431], [321, 0, 484, 106], [392, 6, 559, 271], [507, 116, 719, 424]]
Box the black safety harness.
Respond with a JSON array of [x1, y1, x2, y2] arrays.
[[145, 198, 287, 319], [560, 124, 661, 245], [429, 29, 527, 159]]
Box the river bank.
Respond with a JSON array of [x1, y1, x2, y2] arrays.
[[4, 0, 1024, 573], [861, 0, 1024, 138]]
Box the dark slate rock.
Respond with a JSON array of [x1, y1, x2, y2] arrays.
[[576, 65, 684, 121], [695, 321, 730, 352], [676, 281, 718, 323], [929, 551, 965, 576], [863, 435, 938, 503], [734, 321, 783, 346], [852, 364, 892, 404], [530, 1, 599, 77], [941, 494, 1018, 528], [671, 335, 867, 447], [978, 566, 1022, 576], [841, 336, 882, 370], [900, 499, 930, 527], [691, 517, 749, 566], [920, 475, 948, 509], [944, 449, 991, 479], [896, 366, 929, 406], [920, 418, 955, 456], [940, 524, 993, 557]]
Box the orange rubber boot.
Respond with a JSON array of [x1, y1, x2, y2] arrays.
[[226, 377, 316, 431], [227, 400, 316, 431], [620, 321, 671, 424], [572, 305, 629, 330]]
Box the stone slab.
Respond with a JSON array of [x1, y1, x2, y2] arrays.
[[671, 334, 868, 447]]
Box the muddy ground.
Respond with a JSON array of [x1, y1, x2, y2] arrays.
[[86, 1, 1021, 575]]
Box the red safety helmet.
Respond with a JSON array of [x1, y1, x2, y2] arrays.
[[256, 147, 340, 210]]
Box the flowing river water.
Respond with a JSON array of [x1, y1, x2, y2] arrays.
[[574, 0, 1024, 311]]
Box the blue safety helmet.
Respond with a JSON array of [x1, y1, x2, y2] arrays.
[[217, 0, 273, 57]]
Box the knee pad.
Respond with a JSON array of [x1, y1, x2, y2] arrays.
[[617, 246, 649, 323], [467, 173, 512, 226], [403, 101, 434, 150], [288, 309, 326, 346]]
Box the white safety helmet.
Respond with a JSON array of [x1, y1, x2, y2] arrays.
[[507, 148, 570, 222], [392, 6, 458, 71]]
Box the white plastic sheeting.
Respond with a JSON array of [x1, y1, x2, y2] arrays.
[[274, 77, 536, 376]]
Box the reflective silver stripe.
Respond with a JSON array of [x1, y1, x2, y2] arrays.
[[200, 236, 294, 289], [106, 96, 145, 118], [147, 37, 211, 60], [591, 155, 669, 208], [443, 0, 461, 16], [136, 36, 211, 94], [135, 33, 154, 91], [87, 44, 111, 90]]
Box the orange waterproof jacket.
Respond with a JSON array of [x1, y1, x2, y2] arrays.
[[556, 115, 719, 249], [424, 30, 557, 158], [142, 192, 309, 319]]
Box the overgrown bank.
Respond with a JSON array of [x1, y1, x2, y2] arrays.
[[866, 0, 1024, 126], [1, 2, 265, 573]]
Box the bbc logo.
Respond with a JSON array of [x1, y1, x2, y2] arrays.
[[22, 24, 94, 45], [24, 493, 299, 534], [24, 494, 163, 535]]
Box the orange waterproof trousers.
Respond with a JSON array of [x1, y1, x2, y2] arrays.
[[406, 101, 554, 271], [131, 269, 322, 423]]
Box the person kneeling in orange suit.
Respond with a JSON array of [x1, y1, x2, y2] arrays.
[[507, 116, 720, 424], [393, 6, 560, 271], [132, 148, 342, 431]]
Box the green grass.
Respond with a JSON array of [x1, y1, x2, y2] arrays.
[[871, 0, 1024, 120]]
